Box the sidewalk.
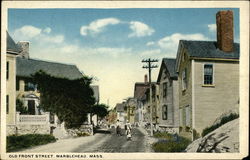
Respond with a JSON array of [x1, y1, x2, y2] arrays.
[[137, 126, 158, 152], [20, 133, 105, 153]]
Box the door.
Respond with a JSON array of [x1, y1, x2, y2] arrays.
[[28, 100, 35, 115]]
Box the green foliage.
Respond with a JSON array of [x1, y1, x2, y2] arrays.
[[16, 99, 28, 114], [152, 133, 191, 152], [202, 113, 239, 137], [7, 134, 56, 152], [32, 70, 96, 129], [154, 132, 174, 141], [76, 132, 90, 137], [92, 104, 109, 119], [192, 129, 200, 140]]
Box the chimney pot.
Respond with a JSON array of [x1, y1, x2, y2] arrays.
[[216, 10, 234, 52], [144, 74, 148, 84], [17, 41, 30, 59]]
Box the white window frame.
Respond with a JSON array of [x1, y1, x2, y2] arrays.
[[203, 64, 214, 85]]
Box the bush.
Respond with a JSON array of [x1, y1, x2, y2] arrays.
[[202, 113, 239, 137], [154, 132, 174, 141], [76, 132, 90, 137], [7, 134, 56, 152], [152, 135, 191, 152]]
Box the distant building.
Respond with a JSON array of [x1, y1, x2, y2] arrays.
[[156, 58, 179, 133], [115, 103, 126, 124], [133, 75, 150, 126], [175, 10, 239, 139]]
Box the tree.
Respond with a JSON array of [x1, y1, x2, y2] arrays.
[[16, 99, 28, 115], [32, 70, 95, 128], [92, 104, 109, 121]]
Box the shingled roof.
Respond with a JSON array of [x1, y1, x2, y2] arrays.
[[180, 40, 240, 59], [134, 82, 149, 101], [6, 31, 20, 54], [157, 58, 177, 83], [176, 40, 240, 72], [16, 57, 83, 80]]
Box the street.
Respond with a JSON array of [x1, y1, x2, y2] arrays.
[[20, 127, 154, 153]]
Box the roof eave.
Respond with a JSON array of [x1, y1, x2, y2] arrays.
[[190, 57, 240, 61]]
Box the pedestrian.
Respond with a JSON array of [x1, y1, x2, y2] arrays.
[[116, 125, 121, 136], [126, 127, 132, 141], [125, 120, 131, 136]]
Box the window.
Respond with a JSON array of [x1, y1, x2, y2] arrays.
[[204, 64, 213, 85], [182, 68, 187, 90], [16, 78, 20, 91], [6, 61, 9, 80], [6, 95, 9, 114], [162, 105, 168, 120], [185, 105, 191, 127], [25, 81, 37, 91], [179, 109, 183, 126], [163, 82, 167, 97]]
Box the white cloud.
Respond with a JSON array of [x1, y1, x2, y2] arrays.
[[140, 49, 161, 56], [43, 27, 52, 34], [40, 34, 64, 44], [146, 41, 155, 46], [208, 24, 216, 32], [13, 25, 64, 44], [13, 25, 42, 41], [158, 33, 209, 50], [128, 21, 154, 37], [80, 18, 121, 36]]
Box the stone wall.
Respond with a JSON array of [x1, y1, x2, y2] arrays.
[[7, 125, 17, 135], [157, 126, 179, 134], [17, 124, 50, 135], [7, 124, 50, 136], [67, 124, 93, 137]]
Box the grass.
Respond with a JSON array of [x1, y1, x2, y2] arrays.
[[152, 132, 191, 152], [7, 134, 56, 152], [202, 113, 239, 137]]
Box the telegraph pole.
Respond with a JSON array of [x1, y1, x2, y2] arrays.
[[142, 58, 158, 136]]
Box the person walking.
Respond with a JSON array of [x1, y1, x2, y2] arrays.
[[125, 120, 132, 140]]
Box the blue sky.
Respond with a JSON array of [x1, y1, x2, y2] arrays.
[[8, 8, 240, 107]]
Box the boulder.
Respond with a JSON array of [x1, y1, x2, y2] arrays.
[[185, 118, 239, 153]]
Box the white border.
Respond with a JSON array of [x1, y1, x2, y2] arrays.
[[1, 1, 249, 160]]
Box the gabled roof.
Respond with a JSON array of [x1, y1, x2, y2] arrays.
[[115, 103, 125, 112], [91, 85, 99, 103], [134, 82, 149, 101], [16, 57, 83, 80], [181, 40, 239, 59], [176, 40, 240, 72], [6, 31, 20, 54], [157, 58, 177, 83]]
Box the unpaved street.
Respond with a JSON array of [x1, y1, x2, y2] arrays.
[[20, 128, 153, 153]]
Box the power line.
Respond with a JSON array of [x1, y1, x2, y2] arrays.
[[141, 58, 158, 136]]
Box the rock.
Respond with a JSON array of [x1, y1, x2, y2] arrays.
[[185, 118, 239, 153]]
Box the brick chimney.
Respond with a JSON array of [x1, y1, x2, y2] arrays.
[[216, 10, 234, 52], [144, 74, 148, 84], [17, 41, 29, 59]]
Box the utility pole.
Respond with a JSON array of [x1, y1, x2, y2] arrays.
[[142, 58, 158, 136]]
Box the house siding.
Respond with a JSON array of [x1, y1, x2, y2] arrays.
[[193, 60, 239, 134], [158, 68, 174, 126], [172, 80, 179, 127], [6, 54, 16, 125]]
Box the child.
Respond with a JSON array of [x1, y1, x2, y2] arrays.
[[126, 128, 132, 140]]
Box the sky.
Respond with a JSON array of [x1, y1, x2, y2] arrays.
[[8, 8, 239, 108]]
